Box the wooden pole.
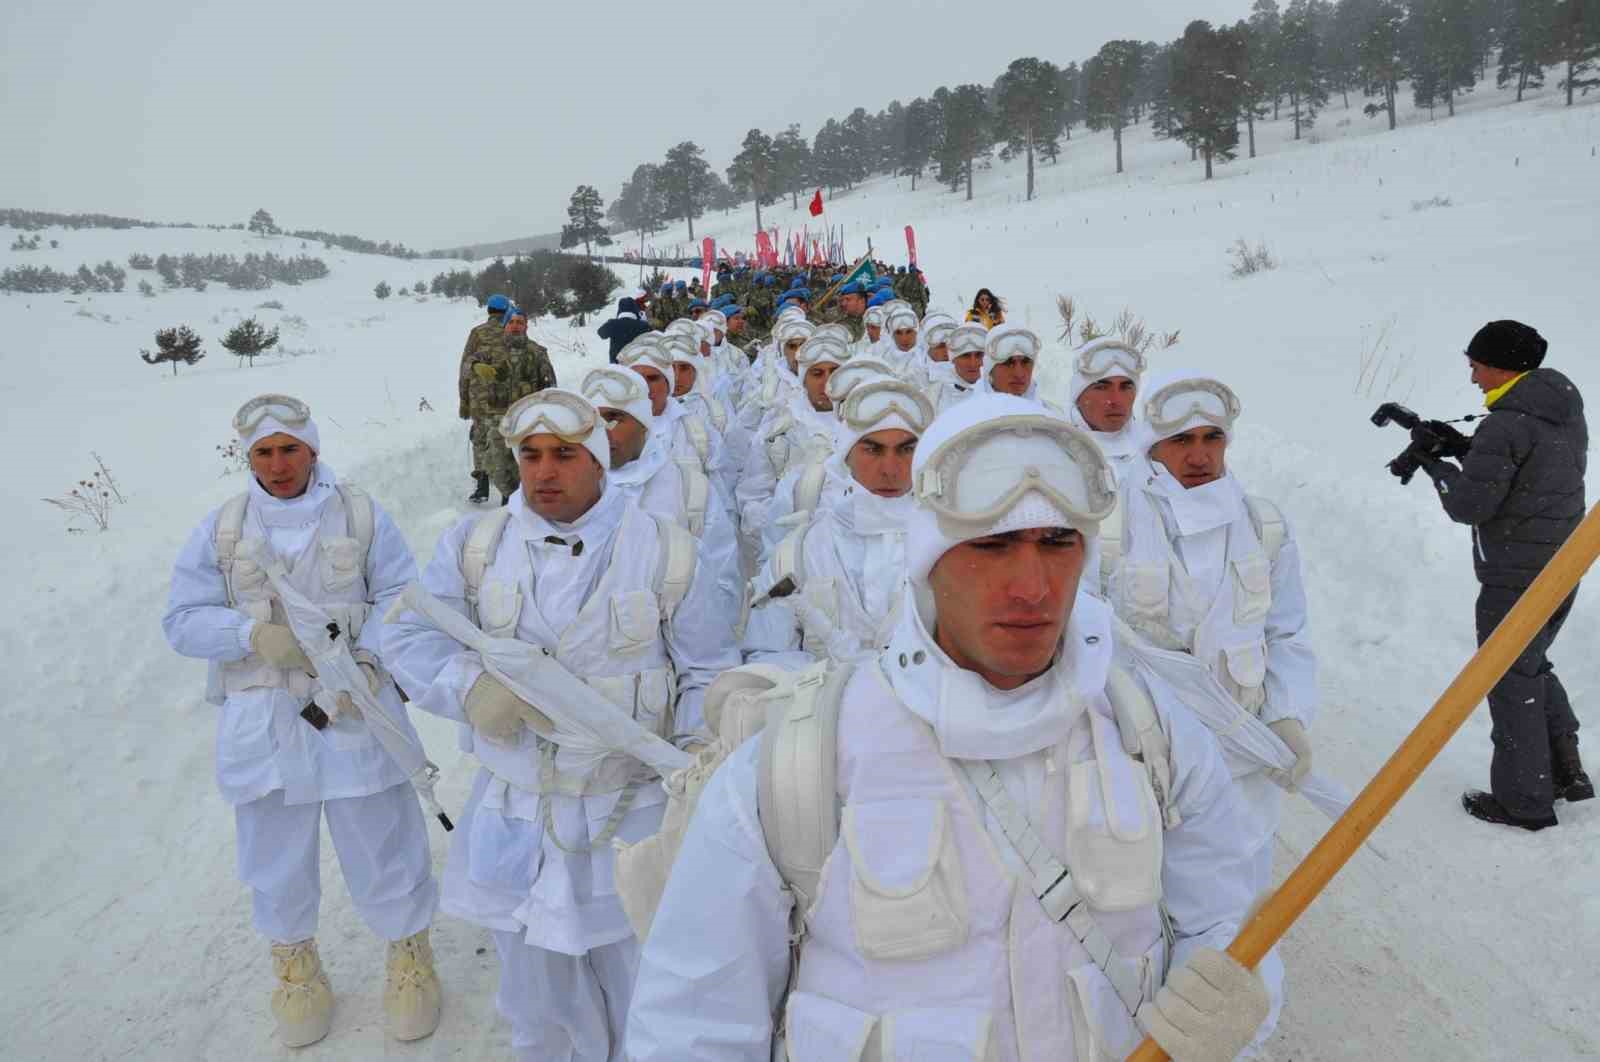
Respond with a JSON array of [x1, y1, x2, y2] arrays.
[[1127, 501, 1600, 1062], [812, 252, 871, 312]]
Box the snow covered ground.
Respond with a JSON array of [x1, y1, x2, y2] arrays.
[[2, 75, 1596, 1061]]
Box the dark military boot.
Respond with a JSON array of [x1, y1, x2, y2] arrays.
[[467, 472, 490, 504], [1552, 734, 1595, 802], [1461, 790, 1557, 831]]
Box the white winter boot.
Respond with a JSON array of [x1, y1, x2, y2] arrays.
[[384, 928, 441, 1041], [269, 939, 334, 1047]]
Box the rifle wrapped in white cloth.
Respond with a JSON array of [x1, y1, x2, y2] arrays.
[[385, 582, 693, 782], [259, 556, 454, 830], [1113, 616, 1351, 822]]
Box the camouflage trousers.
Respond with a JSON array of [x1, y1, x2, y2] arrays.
[[471, 416, 519, 497]]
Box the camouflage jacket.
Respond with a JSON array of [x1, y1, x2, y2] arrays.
[[459, 317, 504, 413], [811, 305, 865, 342], [467, 333, 557, 415]]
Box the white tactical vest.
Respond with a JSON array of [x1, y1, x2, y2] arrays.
[[1104, 488, 1284, 715], [210, 485, 374, 705], [755, 516, 904, 664], [770, 664, 1173, 1061], [459, 502, 697, 797]]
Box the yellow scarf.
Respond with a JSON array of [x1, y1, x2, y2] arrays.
[[1484, 372, 1528, 409]]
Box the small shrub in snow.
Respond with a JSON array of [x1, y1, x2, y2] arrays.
[[138, 279, 156, 297], [1055, 295, 1181, 354], [10, 234, 41, 251], [256, 299, 285, 310], [418, 397, 434, 412], [1410, 195, 1452, 212], [50, 240, 58, 249], [279, 313, 308, 332], [1355, 315, 1413, 400], [412, 281, 427, 295], [221, 316, 281, 367], [140, 324, 206, 375], [1228, 238, 1276, 278], [374, 281, 391, 299], [216, 439, 249, 475], [127, 252, 155, 270], [42, 454, 125, 532]]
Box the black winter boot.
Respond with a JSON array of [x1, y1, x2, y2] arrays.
[[468, 472, 490, 504], [1552, 734, 1595, 802], [1461, 790, 1557, 831]]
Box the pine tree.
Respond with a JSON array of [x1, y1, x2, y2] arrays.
[[1281, 0, 1331, 137], [1498, 0, 1553, 100], [374, 280, 391, 299], [1249, 0, 1286, 118], [1058, 63, 1083, 146], [1171, 21, 1249, 179], [995, 57, 1067, 200], [727, 129, 780, 232], [560, 185, 612, 258], [773, 125, 813, 210], [935, 84, 990, 201], [1084, 41, 1145, 174], [612, 163, 668, 245], [1541, 0, 1600, 105], [140, 325, 205, 376], [842, 108, 874, 187], [1356, 0, 1408, 128], [660, 141, 713, 241], [247, 209, 277, 237], [1405, 0, 1482, 117], [221, 316, 281, 367], [898, 98, 938, 189]]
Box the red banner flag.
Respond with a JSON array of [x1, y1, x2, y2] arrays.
[[755, 230, 774, 268], [797, 233, 809, 267], [809, 189, 824, 217], [701, 238, 714, 293], [905, 225, 917, 267]]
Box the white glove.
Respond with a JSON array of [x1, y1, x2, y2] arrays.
[[1268, 718, 1312, 790], [1143, 948, 1270, 1062], [464, 673, 552, 743], [249, 622, 313, 674], [334, 662, 382, 720]]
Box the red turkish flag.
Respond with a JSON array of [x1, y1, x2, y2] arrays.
[[808, 189, 824, 217]]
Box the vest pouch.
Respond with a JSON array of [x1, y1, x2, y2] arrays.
[[477, 578, 523, 639], [608, 590, 662, 655], [798, 579, 838, 651], [783, 991, 879, 1061], [633, 666, 674, 739], [465, 782, 545, 896], [1063, 716, 1163, 911], [1220, 643, 1268, 714], [1124, 563, 1169, 626], [1231, 554, 1272, 626], [319, 536, 365, 593], [843, 799, 969, 961], [879, 1008, 1000, 1061]]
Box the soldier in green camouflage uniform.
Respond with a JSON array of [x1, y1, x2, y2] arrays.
[[895, 268, 930, 317], [810, 280, 868, 342], [467, 312, 559, 501], [460, 297, 510, 500]]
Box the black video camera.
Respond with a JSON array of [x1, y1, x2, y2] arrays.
[[1371, 402, 1473, 484]]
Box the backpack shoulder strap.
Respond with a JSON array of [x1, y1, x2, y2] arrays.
[[213, 492, 251, 606], [334, 483, 376, 564], [683, 413, 711, 465], [792, 459, 828, 515], [1098, 493, 1126, 590], [461, 509, 513, 616], [675, 458, 710, 538], [1105, 664, 1180, 829], [757, 661, 852, 911], [650, 514, 699, 620], [1245, 495, 1287, 566]]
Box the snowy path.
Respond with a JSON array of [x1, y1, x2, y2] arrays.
[[4, 76, 1599, 1061]]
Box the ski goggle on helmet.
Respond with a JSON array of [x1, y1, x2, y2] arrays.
[[1143, 377, 1241, 440], [985, 326, 1043, 366], [581, 367, 653, 429], [915, 413, 1119, 537], [1074, 337, 1147, 381], [841, 379, 935, 438], [233, 393, 310, 435], [499, 388, 600, 446], [825, 360, 897, 407], [776, 320, 816, 348]]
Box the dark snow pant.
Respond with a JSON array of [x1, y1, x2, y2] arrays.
[[1476, 586, 1580, 818]]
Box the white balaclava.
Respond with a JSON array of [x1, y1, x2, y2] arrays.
[[580, 365, 655, 436], [1067, 337, 1147, 458], [618, 335, 676, 378], [234, 393, 321, 454], [500, 387, 611, 472]]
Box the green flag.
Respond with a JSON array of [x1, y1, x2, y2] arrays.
[[843, 257, 876, 287]]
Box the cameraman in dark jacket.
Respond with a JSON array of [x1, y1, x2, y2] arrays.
[[597, 297, 653, 363], [1417, 320, 1592, 830]]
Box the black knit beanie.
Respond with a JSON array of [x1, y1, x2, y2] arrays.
[[1466, 320, 1548, 372]]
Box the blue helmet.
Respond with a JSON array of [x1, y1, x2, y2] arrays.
[[867, 291, 893, 308], [675, 280, 688, 291], [486, 294, 511, 313], [838, 280, 868, 298], [789, 276, 806, 290], [687, 299, 710, 312], [725, 304, 745, 318], [779, 287, 812, 304]]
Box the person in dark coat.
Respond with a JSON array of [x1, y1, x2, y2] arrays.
[[598, 297, 653, 363], [1418, 320, 1592, 830]]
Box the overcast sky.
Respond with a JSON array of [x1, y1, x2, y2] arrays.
[[4, 0, 1251, 249]]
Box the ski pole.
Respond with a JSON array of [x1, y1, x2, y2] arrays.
[[1126, 500, 1600, 1062]]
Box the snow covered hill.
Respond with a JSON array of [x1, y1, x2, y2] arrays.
[[2, 78, 1597, 1061]]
